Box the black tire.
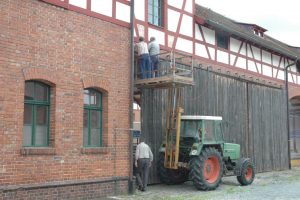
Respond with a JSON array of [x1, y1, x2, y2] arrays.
[[157, 153, 187, 184], [190, 147, 223, 190], [237, 159, 255, 186]]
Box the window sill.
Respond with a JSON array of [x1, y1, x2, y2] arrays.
[[148, 23, 164, 30], [20, 147, 56, 156], [81, 147, 109, 154]]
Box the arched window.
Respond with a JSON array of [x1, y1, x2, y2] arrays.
[[23, 81, 50, 146], [83, 89, 102, 147]]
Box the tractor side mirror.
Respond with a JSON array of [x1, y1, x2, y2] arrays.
[[296, 62, 300, 73]]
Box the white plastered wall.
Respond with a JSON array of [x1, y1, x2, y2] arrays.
[[248, 60, 257, 72], [256, 63, 262, 73], [195, 43, 209, 58], [134, 0, 145, 21], [252, 46, 261, 61], [91, 0, 112, 17], [195, 24, 203, 41], [262, 64, 272, 77], [202, 26, 215, 45], [176, 38, 193, 54], [277, 70, 285, 80], [69, 0, 86, 8], [230, 54, 236, 66], [236, 57, 246, 69], [179, 15, 193, 37], [168, 0, 184, 9], [184, 0, 193, 13], [262, 50, 272, 65], [116, 2, 130, 23], [208, 47, 215, 60], [247, 44, 253, 58], [279, 59, 285, 68], [240, 43, 246, 56], [168, 35, 174, 48], [148, 28, 165, 46], [168, 9, 180, 32], [273, 54, 280, 67], [230, 38, 241, 53], [217, 50, 228, 64]]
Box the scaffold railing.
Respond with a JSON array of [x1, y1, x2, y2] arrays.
[[134, 50, 194, 89]]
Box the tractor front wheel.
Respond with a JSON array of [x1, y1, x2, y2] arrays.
[[157, 153, 187, 184], [237, 159, 255, 186], [190, 147, 223, 190]]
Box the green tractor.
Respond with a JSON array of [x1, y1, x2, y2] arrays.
[[158, 115, 255, 190]]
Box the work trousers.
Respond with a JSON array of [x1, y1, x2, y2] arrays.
[[139, 54, 151, 79], [136, 158, 151, 190], [150, 55, 159, 77]]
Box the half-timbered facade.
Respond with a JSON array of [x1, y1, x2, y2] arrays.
[[40, 0, 300, 92], [1, 0, 300, 199]]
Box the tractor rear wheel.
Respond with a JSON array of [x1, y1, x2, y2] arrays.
[[237, 159, 255, 186], [157, 153, 187, 184], [190, 147, 223, 190]]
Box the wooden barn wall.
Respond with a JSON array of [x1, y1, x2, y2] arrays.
[[141, 68, 288, 184]]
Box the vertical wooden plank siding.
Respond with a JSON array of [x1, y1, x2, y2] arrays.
[[141, 68, 289, 184]]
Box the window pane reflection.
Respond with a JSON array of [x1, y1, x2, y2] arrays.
[[24, 104, 33, 125], [35, 126, 47, 146], [25, 82, 34, 100], [36, 106, 48, 125], [84, 90, 89, 105], [35, 83, 48, 101]]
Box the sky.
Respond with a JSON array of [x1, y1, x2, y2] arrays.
[[195, 0, 300, 47]]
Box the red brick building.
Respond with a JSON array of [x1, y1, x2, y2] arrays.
[[0, 0, 131, 199], [1, 0, 300, 199]]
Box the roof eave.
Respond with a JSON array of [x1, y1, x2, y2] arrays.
[[206, 19, 299, 60]]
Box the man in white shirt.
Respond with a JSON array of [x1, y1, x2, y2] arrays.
[[135, 138, 153, 191], [135, 37, 151, 79]]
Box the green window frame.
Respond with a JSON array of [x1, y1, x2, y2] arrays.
[[148, 0, 163, 27], [217, 32, 229, 50], [83, 89, 103, 147], [23, 81, 50, 147]]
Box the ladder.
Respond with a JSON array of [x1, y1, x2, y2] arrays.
[[164, 87, 183, 169]]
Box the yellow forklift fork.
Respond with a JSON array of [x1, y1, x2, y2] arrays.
[[164, 87, 183, 169]]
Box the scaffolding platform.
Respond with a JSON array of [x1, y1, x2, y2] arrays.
[[134, 50, 194, 89], [135, 74, 194, 89]]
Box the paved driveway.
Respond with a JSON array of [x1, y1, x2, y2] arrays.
[[108, 167, 300, 200]]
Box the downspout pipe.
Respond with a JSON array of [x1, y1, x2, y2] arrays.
[[128, 0, 135, 194], [285, 57, 299, 169]]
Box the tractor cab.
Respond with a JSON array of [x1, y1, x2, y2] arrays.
[[180, 115, 223, 144], [179, 116, 224, 157]]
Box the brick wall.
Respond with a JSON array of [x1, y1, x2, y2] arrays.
[[1, 179, 128, 200], [0, 0, 131, 198]]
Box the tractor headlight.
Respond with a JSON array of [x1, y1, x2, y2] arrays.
[[191, 150, 197, 155]]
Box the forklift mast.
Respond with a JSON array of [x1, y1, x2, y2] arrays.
[[165, 87, 183, 169]]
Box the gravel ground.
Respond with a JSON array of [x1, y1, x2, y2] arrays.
[[107, 167, 300, 200]]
